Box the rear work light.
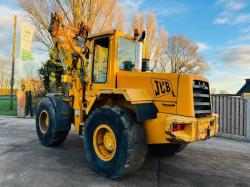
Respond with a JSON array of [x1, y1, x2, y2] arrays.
[[172, 123, 185, 132]]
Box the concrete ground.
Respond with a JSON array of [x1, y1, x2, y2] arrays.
[[0, 117, 250, 187]]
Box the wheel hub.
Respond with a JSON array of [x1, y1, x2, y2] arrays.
[[39, 110, 49, 134], [93, 124, 116, 161], [103, 132, 115, 151]]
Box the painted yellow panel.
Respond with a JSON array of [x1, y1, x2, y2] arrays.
[[117, 71, 179, 101], [99, 88, 152, 102], [177, 74, 209, 117], [144, 113, 218, 144], [143, 113, 170, 144], [62, 75, 72, 83]]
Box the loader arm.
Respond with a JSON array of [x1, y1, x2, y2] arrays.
[[48, 13, 91, 112]]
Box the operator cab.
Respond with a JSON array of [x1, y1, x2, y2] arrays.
[[88, 30, 147, 76], [86, 30, 147, 96]]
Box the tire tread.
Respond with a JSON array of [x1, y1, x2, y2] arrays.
[[84, 106, 147, 179]]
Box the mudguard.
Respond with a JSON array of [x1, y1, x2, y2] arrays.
[[86, 89, 158, 122]]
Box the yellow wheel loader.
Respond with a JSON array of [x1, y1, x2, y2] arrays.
[[36, 13, 218, 179]]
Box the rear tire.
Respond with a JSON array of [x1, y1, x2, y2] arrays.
[[36, 97, 71, 147], [84, 106, 147, 179], [149, 143, 187, 157]]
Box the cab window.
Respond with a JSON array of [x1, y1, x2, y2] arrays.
[[92, 37, 109, 83], [118, 37, 136, 71]]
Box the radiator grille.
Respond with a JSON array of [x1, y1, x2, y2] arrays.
[[193, 80, 212, 117]]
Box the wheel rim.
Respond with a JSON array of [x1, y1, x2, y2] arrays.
[[39, 110, 49, 134], [93, 124, 116, 161]]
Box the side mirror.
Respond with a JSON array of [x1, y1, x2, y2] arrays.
[[139, 30, 146, 42], [85, 48, 90, 59]]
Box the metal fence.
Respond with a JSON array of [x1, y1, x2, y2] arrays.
[[211, 95, 247, 137]]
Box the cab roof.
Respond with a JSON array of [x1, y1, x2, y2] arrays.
[[88, 30, 134, 41]]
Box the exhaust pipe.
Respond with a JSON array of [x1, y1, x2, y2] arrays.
[[135, 41, 143, 71]]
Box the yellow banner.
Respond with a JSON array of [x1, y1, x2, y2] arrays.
[[20, 22, 35, 61]]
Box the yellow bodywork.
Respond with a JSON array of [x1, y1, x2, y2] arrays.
[[117, 71, 218, 144], [53, 29, 218, 145], [144, 113, 218, 144]]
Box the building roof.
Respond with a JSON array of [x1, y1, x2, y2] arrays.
[[236, 79, 250, 95]]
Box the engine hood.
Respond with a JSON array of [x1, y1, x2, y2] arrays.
[[117, 71, 210, 117], [117, 71, 179, 114], [117, 71, 179, 102]]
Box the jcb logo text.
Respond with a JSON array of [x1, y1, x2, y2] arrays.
[[152, 79, 172, 97]]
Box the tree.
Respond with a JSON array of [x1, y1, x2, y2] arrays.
[[38, 60, 64, 93], [18, 1, 208, 75], [163, 35, 208, 74], [38, 61, 52, 93], [130, 12, 168, 70], [38, 49, 64, 93], [0, 59, 11, 91], [21, 77, 44, 95], [18, 0, 126, 50]]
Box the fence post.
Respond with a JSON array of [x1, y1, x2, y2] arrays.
[[247, 99, 250, 141]]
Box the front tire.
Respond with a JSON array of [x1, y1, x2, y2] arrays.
[[84, 106, 147, 179], [35, 97, 71, 147]]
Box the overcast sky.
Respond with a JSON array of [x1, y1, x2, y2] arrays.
[[0, 0, 250, 93]]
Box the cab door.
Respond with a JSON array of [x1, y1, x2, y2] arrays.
[[85, 35, 115, 102]]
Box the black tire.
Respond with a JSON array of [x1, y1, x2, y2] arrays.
[[149, 143, 188, 157], [84, 106, 147, 179], [35, 97, 70, 147]]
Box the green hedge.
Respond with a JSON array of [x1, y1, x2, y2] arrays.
[[0, 97, 17, 116]]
